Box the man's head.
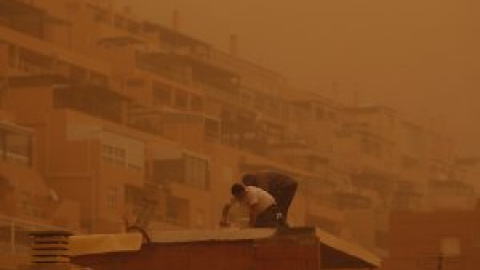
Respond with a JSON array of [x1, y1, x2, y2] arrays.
[[241, 173, 258, 186], [231, 183, 246, 199]]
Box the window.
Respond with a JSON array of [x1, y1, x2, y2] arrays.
[[204, 118, 220, 142], [7, 44, 16, 69], [114, 147, 126, 166], [106, 187, 118, 210], [153, 81, 172, 106], [153, 153, 209, 190], [184, 154, 209, 190], [190, 95, 203, 112], [315, 107, 325, 120], [126, 79, 145, 88], [0, 129, 32, 167], [93, 10, 109, 24], [127, 20, 140, 34], [102, 145, 113, 163], [102, 144, 126, 165], [174, 90, 189, 110], [101, 131, 145, 171], [166, 196, 189, 226], [241, 93, 253, 107], [19, 192, 32, 216], [402, 156, 419, 169], [254, 94, 265, 109], [360, 135, 382, 158], [153, 159, 184, 183], [114, 15, 125, 29], [69, 65, 88, 83], [327, 111, 336, 120], [90, 72, 109, 86]]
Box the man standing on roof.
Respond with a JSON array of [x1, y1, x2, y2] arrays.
[[242, 171, 298, 224], [220, 183, 286, 228]]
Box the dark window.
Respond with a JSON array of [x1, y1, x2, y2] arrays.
[[114, 15, 125, 29], [153, 154, 209, 190], [127, 20, 140, 34], [127, 79, 144, 88], [153, 81, 172, 106], [7, 44, 15, 68], [0, 129, 32, 167], [204, 118, 220, 142], [190, 95, 203, 112], [315, 107, 325, 120], [184, 154, 209, 190], [166, 196, 189, 226], [153, 159, 184, 183], [174, 90, 188, 110], [54, 87, 123, 123], [69, 65, 88, 83]]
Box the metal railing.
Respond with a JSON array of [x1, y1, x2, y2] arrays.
[[0, 214, 64, 255]]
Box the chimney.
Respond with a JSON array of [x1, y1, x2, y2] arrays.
[[172, 9, 180, 31], [229, 34, 238, 56]]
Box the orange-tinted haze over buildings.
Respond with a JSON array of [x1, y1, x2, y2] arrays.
[[121, 0, 480, 156]]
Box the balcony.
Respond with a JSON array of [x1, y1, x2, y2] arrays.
[[429, 179, 476, 210], [136, 52, 189, 85], [429, 179, 474, 195], [391, 181, 423, 211], [340, 106, 396, 139], [152, 147, 210, 191], [127, 104, 165, 136], [335, 191, 373, 210], [220, 110, 268, 155], [0, 0, 47, 40], [53, 83, 127, 124], [267, 142, 330, 174], [142, 21, 211, 60]]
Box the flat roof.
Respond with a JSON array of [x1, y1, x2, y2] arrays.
[[70, 227, 381, 268]]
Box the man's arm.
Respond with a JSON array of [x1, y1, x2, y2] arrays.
[[219, 198, 236, 227]]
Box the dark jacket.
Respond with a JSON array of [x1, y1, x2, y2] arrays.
[[252, 171, 297, 195]]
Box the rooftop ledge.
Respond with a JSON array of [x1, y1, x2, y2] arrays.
[[70, 227, 381, 269]]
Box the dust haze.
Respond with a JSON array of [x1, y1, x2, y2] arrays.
[[0, 0, 479, 269], [122, 0, 480, 155]]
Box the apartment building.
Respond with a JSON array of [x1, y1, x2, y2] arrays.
[[0, 1, 476, 267], [383, 206, 480, 270]]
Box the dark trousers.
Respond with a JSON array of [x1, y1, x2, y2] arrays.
[[271, 183, 298, 222], [254, 204, 286, 228]]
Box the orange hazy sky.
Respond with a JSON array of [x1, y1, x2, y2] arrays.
[[121, 0, 480, 156]]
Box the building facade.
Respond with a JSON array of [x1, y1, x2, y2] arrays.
[[0, 0, 476, 268]]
